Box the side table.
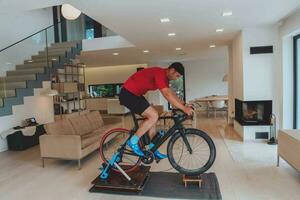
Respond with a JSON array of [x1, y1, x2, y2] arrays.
[[7, 125, 45, 150]]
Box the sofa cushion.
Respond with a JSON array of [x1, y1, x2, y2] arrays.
[[44, 119, 75, 135], [68, 115, 93, 136], [85, 111, 104, 130], [93, 123, 123, 136], [102, 116, 122, 125], [81, 133, 101, 149]]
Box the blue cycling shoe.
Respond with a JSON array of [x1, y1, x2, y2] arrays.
[[126, 140, 145, 157], [153, 150, 167, 159]]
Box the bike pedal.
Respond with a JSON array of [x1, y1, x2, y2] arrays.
[[155, 159, 161, 163]]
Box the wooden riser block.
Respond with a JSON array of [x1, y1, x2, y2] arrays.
[[182, 175, 202, 188]]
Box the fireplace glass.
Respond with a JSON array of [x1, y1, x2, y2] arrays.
[[235, 99, 272, 125]]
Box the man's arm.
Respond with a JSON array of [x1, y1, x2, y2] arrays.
[[160, 88, 193, 115]]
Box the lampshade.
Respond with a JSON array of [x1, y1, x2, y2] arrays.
[[222, 74, 228, 82], [61, 4, 81, 20]]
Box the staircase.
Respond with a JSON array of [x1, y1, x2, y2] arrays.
[[0, 41, 82, 116]]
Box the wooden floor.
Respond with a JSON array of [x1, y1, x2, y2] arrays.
[[1, 114, 300, 200]]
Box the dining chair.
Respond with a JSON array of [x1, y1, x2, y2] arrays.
[[210, 100, 227, 118]]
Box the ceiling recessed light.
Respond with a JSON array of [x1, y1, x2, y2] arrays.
[[168, 33, 176, 37], [52, 58, 57, 61], [222, 11, 233, 17], [113, 53, 119, 56], [216, 29, 224, 32], [210, 45, 216, 48], [175, 48, 182, 51], [160, 18, 170, 23], [143, 50, 149, 53]]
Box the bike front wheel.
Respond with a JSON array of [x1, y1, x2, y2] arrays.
[[167, 128, 216, 175]]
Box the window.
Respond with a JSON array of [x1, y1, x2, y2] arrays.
[[168, 72, 186, 109], [88, 83, 123, 98], [294, 34, 300, 128], [85, 28, 94, 40]]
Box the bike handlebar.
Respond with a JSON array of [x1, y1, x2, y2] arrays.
[[171, 108, 194, 122]]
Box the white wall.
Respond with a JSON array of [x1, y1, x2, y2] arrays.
[[183, 57, 228, 102], [0, 8, 54, 76], [82, 35, 134, 52], [276, 9, 300, 129], [229, 27, 277, 108], [230, 32, 244, 118], [0, 82, 55, 152], [242, 27, 277, 101]]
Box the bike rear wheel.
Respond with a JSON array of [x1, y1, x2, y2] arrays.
[[99, 128, 141, 173], [167, 128, 216, 175]]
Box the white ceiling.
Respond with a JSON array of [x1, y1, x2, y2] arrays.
[[1, 0, 300, 66], [0, 0, 62, 14], [67, 0, 300, 66]]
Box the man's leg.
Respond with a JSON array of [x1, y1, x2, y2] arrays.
[[135, 106, 158, 137], [144, 113, 167, 159], [148, 123, 157, 139], [127, 107, 158, 156]]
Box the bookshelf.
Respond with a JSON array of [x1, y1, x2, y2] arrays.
[[52, 63, 86, 120]]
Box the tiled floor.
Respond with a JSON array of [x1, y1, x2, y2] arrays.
[[0, 114, 300, 200]]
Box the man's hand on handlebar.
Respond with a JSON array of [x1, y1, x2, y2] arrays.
[[183, 106, 194, 116]]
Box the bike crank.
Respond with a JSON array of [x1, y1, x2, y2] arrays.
[[141, 150, 154, 165]]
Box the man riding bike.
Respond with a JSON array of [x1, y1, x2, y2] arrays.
[[119, 62, 193, 159]]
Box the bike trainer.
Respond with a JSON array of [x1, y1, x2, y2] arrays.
[[90, 165, 150, 193]]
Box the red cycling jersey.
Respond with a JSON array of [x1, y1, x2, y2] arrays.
[[123, 67, 169, 96]]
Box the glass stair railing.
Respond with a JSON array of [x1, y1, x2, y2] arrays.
[[0, 21, 83, 115]]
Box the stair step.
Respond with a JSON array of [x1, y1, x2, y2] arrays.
[[1, 74, 36, 82], [0, 89, 15, 98], [16, 62, 49, 70], [48, 45, 72, 52], [0, 81, 26, 90], [46, 46, 74, 51], [32, 53, 65, 60], [51, 41, 79, 48], [24, 56, 60, 64], [0, 40, 82, 116], [7, 68, 45, 76], [39, 48, 71, 55]]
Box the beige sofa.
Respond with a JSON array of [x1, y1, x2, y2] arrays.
[[277, 129, 300, 172], [39, 111, 122, 169]]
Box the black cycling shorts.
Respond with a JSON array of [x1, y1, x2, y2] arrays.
[[119, 88, 150, 115]]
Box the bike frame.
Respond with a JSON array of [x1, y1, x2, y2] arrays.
[[124, 111, 193, 157]]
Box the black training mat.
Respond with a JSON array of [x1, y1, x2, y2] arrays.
[[90, 172, 222, 200]]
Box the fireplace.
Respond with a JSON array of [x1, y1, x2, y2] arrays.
[[235, 99, 272, 125]]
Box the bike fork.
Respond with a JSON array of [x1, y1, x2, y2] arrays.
[[180, 129, 193, 154]]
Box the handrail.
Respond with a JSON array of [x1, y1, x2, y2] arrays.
[[0, 21, 62, 53]]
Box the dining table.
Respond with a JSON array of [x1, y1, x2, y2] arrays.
[[194, 95, 229, 120]]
